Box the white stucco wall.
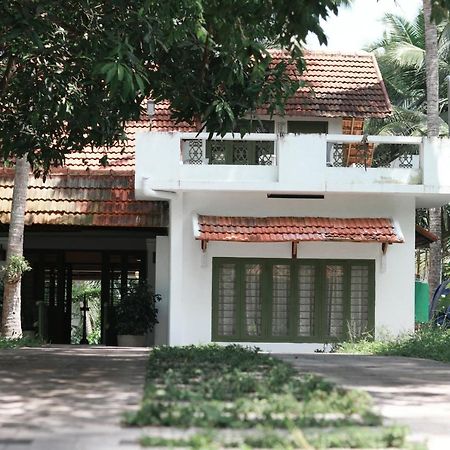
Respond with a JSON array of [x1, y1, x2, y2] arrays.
[[154, 236, 170, 346], [165, 191, 416, 352]]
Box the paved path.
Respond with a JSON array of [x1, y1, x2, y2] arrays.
[[278, 353, 450, 450], [2, 348, 449, 449], [0, 346, 149, 450]]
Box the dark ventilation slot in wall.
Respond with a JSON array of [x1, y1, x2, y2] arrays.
[[267, 194, 325, 200]]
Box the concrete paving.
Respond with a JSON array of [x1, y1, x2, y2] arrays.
[[0, 346, 150, 449], [277, 353, 450, 450], [2, 347, 449, 449]]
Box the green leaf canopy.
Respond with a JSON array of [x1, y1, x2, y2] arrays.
[[0, 0, 349, 174]]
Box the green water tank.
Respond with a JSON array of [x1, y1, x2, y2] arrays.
[[415, 280, 429, 323]]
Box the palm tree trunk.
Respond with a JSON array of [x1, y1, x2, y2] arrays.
[[423, 0, 440, 136], [1, 156, 30, 338], [423, 0, 442, 299]]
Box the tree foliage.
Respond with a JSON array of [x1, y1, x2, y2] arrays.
[[366, 7, 450, 282], [365, 11, 449, 136], [0, 0, 350, 174]]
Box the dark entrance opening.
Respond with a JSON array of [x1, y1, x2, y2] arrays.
[[22, 250, 147, 345]]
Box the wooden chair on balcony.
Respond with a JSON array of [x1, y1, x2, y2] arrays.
[[342, 118, 375, 168]]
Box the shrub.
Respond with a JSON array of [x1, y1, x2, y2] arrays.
[[116, 281, 160, 335], [337, 325, 450, 362]]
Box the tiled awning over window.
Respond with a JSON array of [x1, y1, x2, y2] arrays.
[[195, 215, 403, 244]]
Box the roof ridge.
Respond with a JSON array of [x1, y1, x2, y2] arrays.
[[303, 49, 372, 57], [269, 48, 372, 58]]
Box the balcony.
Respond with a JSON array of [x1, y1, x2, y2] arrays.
[[135, 132, 450, 201]]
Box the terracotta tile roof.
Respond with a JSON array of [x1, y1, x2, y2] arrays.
[[256, 50, 391, 119], [416, 225, 438, 249], [0, 103, 188, 228], [196, 216, 403, 244], [150, 101, 197, 132], [0, 171, 168, 228], [56, 102, 196, 172]]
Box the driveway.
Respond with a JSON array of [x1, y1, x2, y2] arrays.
[[278, 353, 450, 450], [0, 346, 149, 450]]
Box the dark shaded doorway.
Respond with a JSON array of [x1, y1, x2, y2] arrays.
[[23, 250, 147, 345]]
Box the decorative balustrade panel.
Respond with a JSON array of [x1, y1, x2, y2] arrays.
[[327, 142, 420, 169], [183, 139, 275, 165], [183, 139, 204, 165], [208, 141, 227, 164]]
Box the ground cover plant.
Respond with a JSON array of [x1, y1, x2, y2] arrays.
[[337, 326, 450, 363], [0, 336, 43, 349], [139, 426, 409, 449], [128, 345, 413, 449]]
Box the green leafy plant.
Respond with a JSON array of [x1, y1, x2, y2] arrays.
[[337, 325, 450, 362], [0, 336, 43, 349], [1, 255, 31, 283], [116, 281, 160, 335], [71, 281, 102, 345], [127, 345, 378, 429], [133, 345, 413, 449]]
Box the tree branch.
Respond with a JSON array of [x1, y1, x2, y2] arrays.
[[0, 55, 17, 95]]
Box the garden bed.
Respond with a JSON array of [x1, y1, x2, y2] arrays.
[[337, 326, 450, 363], [126, 345, 418, 449]]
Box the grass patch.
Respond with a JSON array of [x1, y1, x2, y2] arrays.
[[0, 336, 43, 349], [127, 345, 379, 429], [129, 345, 412, 448], [140, 426, 409, 449], [337, 326, 450, 363]]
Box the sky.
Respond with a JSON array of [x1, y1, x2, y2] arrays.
[[306, 0, 422, 51]]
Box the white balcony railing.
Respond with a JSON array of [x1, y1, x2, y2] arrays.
[[180, 132, 277, 166], [136, 131, 450, 197], [326, 135, 423, 169], [181, 133, 424, 170]]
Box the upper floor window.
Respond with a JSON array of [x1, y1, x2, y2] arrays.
[[287, 121, 328, 134]]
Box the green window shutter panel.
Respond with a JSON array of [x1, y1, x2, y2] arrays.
[[243, 264, 263, 337], [297, 264, 315, 337], [212, 258, 375, 343], [214, 263, 237, 338], [325, 264, 345, 338], [349, 265, 371, 336], [271, 264, 291, 337]]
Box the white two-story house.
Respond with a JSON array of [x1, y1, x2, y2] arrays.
[[135, 50, 450, 352]]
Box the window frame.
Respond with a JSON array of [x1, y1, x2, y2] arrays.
[[212, 257, 375, 343]]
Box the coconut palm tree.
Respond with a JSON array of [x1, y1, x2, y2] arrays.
[[366, 8, 448, 296], [366, 12, 449, 136], [423, 0, 443, 298]]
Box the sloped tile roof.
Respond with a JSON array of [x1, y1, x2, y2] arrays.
[[0, 170, 168, 228], [60, 103, 196, 172], [0, 103, 187, 228], [416, 225, 438, 249], [258, 50, 391, 118], [196, 216, 403, 244]]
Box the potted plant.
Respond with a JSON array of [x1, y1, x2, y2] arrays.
[[116, 281, 160, 347]]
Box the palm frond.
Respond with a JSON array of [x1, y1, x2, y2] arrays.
[[385, 43, 425, 68]]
